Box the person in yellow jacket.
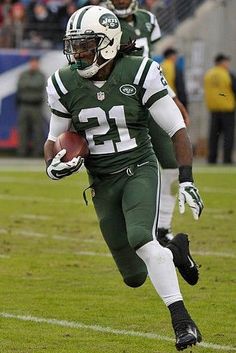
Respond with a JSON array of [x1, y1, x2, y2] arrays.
[[161, 47, 188, 108], [204, 54, 236, 164]]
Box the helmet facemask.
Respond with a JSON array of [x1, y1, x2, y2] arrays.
[[63, 32, 112, 77]]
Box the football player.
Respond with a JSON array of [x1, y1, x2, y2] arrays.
[[44, 6, 203, 350], [106, 0, 190, 245]]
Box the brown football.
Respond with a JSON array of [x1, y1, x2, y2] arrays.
[[53, 131, 89, 162]]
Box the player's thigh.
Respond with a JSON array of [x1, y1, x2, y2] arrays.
[[148, 118, 178, 169], [91, 177, 147, 287], [122, 159, 160, 249]]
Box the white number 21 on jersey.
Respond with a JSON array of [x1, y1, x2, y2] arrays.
[[78, 105, 137, 155]]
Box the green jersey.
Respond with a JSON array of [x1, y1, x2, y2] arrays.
[[119, 9, 161, 57], [47, 55, 168, 175]]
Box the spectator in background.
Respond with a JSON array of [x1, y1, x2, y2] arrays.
[[24, 2, 55, 48], [11, 2, 26, 47], [204, 54, 236, 164], [161, 47, 188, 109], [58, 0, 78, 40], [89, 0, 101, 4], [16, 56, 46, 157], [141, 0, 156, 11], [0, 0, 14, 47]]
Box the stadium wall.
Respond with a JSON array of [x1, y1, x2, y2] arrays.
[[0, 50, 66, 150]]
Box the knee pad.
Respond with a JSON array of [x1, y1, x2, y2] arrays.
[[124, 272, 147, 288]]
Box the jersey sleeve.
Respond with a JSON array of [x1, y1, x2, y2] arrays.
[[149, 12, 161, 43], [149, 94, 186, 137], [133, 57, 168, 109], [46, 71, 71, 119], [47, 114, 72, 141], [46, 70, 72, 141], [133, 57, 185, 137]]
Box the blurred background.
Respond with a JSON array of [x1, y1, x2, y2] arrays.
[[0, 0, 236, 162]]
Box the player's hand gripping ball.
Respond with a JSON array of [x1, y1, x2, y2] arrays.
[[47, 132, 89, 180], [53, 131, 89, 161]]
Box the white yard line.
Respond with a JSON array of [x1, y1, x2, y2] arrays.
[[202, 187, 236, 194], [0, 312, 235, 351], [17, 214, 52, 221], [194, 166, 236, 174], [52, 235, 101, 244], [0, 227, 101, 243], [0, 194, 87, 205], [16, 230, 47, 238], [75, 251, 112, 257], [192, 251, 236, 259], [205, 208, 232, 213], [1, 227, 235, 258], [75, 250, 236, 259], [0, 176, 87, 187], [0, 254, 10, 259], [52, 235, 77, 241]]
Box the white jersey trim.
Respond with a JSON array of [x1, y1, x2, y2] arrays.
[[55, 70, 68, 95], [142, 61, 167, 105], [133, 57, 149, 85], [47, 77, 70, 115], [46, 77, 60, 100]]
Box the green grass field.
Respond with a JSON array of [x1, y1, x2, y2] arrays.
[[0, 160, 235, 353]]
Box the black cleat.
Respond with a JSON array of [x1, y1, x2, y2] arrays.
[[157, 228, 174, 246], [167, 233, 199, 285], [174, 319, 202, 351]]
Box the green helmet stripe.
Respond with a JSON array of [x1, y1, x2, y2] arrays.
[[69, 12, 77, 30], [76, 6, 92, 29]]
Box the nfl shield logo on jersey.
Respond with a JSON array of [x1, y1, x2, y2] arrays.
[[97, 91, 105, 101]]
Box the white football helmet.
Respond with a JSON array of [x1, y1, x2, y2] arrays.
[[63, 6, 122, 78], [107, 0, 138, 18]]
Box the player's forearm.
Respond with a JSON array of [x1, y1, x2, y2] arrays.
[[44, 139, 55, 164], [44, 114, 71, 164], [173, 97, 190, 127], [171, 128, 194, 182]]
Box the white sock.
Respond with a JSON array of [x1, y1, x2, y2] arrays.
[[136, 239, 182, 306], [158, 168, 178, 230]]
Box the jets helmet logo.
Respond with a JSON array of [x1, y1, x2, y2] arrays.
[[99, 14, 119, 29]]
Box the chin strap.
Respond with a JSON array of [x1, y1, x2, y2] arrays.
[[70, 63, 79, 71], [70, 57, 113, 77]]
